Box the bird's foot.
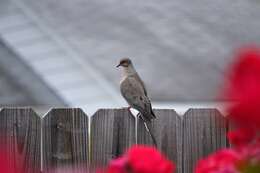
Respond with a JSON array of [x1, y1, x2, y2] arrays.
[[121, 106, 133, 115]]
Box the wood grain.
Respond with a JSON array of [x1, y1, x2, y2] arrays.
[[0, 108, 41, 173], [0, 107, 231, 173], [42, 108, 88, 172], [137, 109, 183, 173], [183, 109, 228, 173], [90, 108, 135, 170]]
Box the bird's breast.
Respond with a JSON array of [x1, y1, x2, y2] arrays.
[[120, 76, 127, 85]]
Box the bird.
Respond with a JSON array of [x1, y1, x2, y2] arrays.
[[116, 58, 157, 147]]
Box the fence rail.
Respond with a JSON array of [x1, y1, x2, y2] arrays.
[[0, 108, 229, 173]]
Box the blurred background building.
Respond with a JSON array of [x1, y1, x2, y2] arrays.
[[0, 0, 259, 115]]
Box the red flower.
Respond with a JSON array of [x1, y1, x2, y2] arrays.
[[195, 149, 240, 173], [226, 47, 260, 129], [107, 157, 128, 173], [195, 145, 260, 173], [127, 146, 175, 173], [106, 145, 175, 173], [227, 128, 256, 147], [0, 143, 23, 173], [224, 47, 260, 146]]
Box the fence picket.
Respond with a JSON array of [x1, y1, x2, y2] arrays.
[[0, 107, 230, 173], [42, 108, 89, 172], [137, 109, 183, 173], [0, 108, 41, 173], [183, 109, 228, 173], [90, 108, 135, 170]]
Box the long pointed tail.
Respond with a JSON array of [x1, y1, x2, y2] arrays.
[[143, 122, 157, 147]]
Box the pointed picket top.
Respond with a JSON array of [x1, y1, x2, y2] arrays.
[[42, 108, 89, 172]]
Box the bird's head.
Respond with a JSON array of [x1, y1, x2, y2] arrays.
[[116, 58, 132, 68]]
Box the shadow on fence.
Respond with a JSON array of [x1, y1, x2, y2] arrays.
[[0, 108, 229, 173]]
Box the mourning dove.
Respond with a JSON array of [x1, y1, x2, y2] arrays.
[[117, 58, 157, 146]]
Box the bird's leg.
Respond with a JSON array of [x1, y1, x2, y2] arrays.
[[127, 106, 131, 112]]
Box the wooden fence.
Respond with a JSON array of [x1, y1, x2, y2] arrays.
[[0, 108, 229, 173]]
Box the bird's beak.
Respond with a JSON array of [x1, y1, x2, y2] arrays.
[[116, 63, 121, 68]]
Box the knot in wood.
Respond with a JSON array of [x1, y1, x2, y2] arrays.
[[56, 122, 64, 129]]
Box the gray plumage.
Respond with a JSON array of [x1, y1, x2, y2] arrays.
[[120, 75, 155, 122], [117, 58, 157, 147], [118, 58, 156, 122]]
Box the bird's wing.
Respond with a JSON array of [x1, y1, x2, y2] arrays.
[[135, 74, 148, 96], [120, 76, 154, 122]]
